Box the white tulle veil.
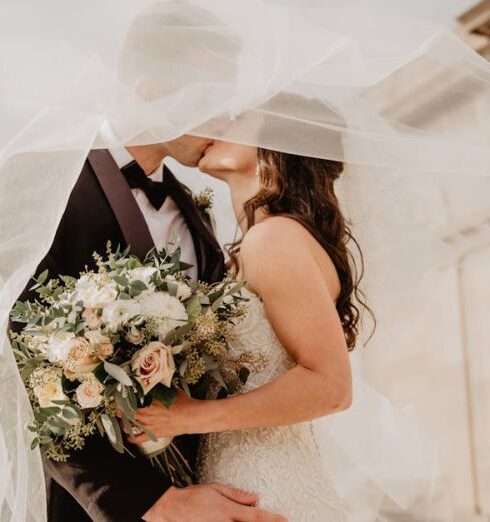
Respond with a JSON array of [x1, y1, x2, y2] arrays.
[[1, 0, 490, 520]]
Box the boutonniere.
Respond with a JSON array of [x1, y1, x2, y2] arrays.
[[194, 187, 214, 218]]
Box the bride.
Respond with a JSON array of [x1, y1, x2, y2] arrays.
[[131, 140, 371, 520]]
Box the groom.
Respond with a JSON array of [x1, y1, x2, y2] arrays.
[[20, 130, 284, 522]]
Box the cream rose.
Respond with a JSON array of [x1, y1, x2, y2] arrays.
[[83, 329, 113, 360], [75, 380, 104, 409], [131, 341, 176, 394], [31, 369, 67, 408], [64, 337, 99, 378], [98, 342, 114, 360]]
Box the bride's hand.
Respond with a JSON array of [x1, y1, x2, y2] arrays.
[[129, 390, 200, 443]]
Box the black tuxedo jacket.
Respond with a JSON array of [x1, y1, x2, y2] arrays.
[[19, 150, 225, 522]]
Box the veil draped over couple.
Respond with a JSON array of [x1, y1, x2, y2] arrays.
[[2, 0, 490, 521]]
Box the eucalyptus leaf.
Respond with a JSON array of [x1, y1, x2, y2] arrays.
[[166, 280, 179, 297], [62, 406, 81, 420], [47, 417, 71, 436], [37, 270, 49, 285], [104, 361, 132, 386], [130, 280, 148, 292], [95, 416, 105, 438], [185, 296, 202, 321], [100, 414, 124, 454], [126, 387, 138, 410], [163, 322, 194, 344], [210, 296, 224, 312], [226, 281, 246, 295], [40, 406, 61, 416], [209, 369, 227, 390], [150, 384, 177, 409], [60, 275, 76, 286], [179, 360, 188, 377], [181, 380, 191, 397], [113, 275, 129, 287], [114, 390, 135, 420]]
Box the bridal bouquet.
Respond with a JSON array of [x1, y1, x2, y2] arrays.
[[10, 245, 256, 486]]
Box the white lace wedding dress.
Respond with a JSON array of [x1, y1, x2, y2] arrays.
[[199, 289, 346, 521]]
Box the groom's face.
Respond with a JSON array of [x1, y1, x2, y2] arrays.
[[166, 135, 213, 167]]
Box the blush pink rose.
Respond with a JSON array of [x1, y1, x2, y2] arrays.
[[64, 337, 99, 378], [75, 380, 104, 409], [131, 341, 176, 394], [97, 342, 114, 360]]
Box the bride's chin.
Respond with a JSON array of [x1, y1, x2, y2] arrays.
[[198, 158, 227, 180]]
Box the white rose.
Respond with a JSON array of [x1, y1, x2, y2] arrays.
[[74, 274, 118, 309], [165, 275, 192, 301], [32, 369, 67, 408], [131, 341, 176, 393], [75, 379, 104, 409], [45, 331, 76, 363], [102, 300, 141, 331], [138, 292, 188, 339]]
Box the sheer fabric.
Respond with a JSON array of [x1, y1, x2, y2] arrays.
[[1, 1, 490, 519]]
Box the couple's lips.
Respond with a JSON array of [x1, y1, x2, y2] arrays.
[[202, 141, 214, 156]]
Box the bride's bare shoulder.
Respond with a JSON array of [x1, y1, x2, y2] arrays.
[[240, 216, 319, 279], [241, 216, 309, 256], [240, 216, 339, 298]]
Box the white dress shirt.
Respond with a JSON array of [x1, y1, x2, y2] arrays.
[[100, 127, 198, 281]]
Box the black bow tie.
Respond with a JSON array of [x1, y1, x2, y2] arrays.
[[121, 161, 173, 211]]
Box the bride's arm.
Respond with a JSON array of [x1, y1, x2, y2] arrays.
[[132, 218, 352, 439]]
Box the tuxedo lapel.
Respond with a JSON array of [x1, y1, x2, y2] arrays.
[[88, 150, 155, 260], [163, 167, 225, 282]]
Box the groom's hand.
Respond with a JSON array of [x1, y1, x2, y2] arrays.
[[142, 482, 287, 522]]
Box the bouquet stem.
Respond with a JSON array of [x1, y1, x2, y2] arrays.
[[139, 437, 194, 487]]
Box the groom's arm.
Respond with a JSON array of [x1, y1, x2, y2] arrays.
[[43, 436, 172, 522]]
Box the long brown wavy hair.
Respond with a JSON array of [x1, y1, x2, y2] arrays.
[[228, 148, 373, 350]]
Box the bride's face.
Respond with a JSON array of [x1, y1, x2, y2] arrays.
[[199, 140, 258, 181]]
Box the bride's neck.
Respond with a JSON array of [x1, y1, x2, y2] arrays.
[[226, 171, 262, 233]]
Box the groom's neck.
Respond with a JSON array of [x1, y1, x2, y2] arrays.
[[126, 143, 169, 176]]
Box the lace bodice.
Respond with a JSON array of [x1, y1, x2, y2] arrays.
[[199, 289, 346, 521]]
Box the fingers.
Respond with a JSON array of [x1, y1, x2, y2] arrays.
[[210, 483, 258, 506], [231, 505, 288, 522], [126, 432, 150, 445]]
